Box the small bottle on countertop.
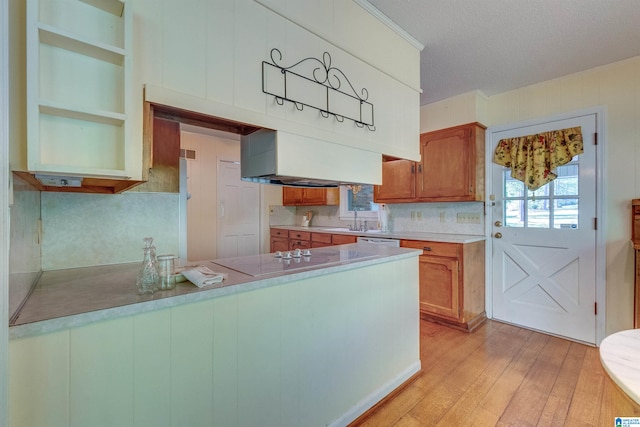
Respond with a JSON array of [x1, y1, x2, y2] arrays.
[[157, 254, 177, 290], [136, 237, 159, 294]]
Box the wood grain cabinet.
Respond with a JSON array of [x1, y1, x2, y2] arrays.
[[282, 188, 339, 206], [270, 228, 289, 253], [373, 159, 416, 202], [288, 230, 311, 250], [311, 232, 332, 248], [331, 234, 357, 245], [270, 229, 358, 252], [374, 122, 486, 203], [401, 239, 486, 331]]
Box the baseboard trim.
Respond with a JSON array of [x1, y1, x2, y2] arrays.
[[328, 360, 422, 427]]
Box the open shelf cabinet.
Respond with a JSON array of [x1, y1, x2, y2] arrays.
[[25, 0, 136, 189]]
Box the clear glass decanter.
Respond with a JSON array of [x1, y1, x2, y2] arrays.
[[136, 237, 159, 294]]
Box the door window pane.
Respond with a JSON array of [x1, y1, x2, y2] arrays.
[[554, 165, 579, 196], [527, 184, 549, 199], [501, 157, 580, 230], [505, 200, 524, 227], [554, 198, 579, 229], [504, 171, 524, 197], [528, 199, 550, 228]]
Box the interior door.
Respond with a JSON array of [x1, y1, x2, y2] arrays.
[[490, 113, 597, 344], [217, 160, 260, 259]]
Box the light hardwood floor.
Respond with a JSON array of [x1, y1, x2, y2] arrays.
[[355, 319, 640, 426]]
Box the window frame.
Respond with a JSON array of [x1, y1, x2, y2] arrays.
[[338, 185, 379, 221]]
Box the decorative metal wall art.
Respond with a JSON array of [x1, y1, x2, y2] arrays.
[[262, 48, 375, 131]]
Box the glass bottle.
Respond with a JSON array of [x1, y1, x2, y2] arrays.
[[136, 237, 159, 294]]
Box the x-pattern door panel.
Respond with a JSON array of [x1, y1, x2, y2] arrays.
[[491, 113, 597, 344]]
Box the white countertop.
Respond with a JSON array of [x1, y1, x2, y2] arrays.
[[600, 329, 640, 404], [272, 225, 486, 244]]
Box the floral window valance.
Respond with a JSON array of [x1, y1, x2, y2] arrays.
[[493, 126, 583, 191]]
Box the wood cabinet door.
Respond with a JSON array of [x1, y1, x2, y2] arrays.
[[418, 254, 460, 320], [301, 188, 327, 205], [289, 239, 311, 250], [417, 127, 472, 200], [374, 159, 416, 202], [282, 188, 304, 205], [332, 234, 357, 245], [270, 237, 288, 253], [282, 188, 338, 206]]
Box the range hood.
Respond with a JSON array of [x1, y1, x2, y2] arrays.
[[241, 129, 381, 187]]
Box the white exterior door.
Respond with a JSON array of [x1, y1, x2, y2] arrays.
[[216, 160, 260, 259], [489, 113, 598, 344]]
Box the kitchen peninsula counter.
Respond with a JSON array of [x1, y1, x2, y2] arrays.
[[272, 225, 486, 244], [10, 244, 421, 427], [10, 243, 419, 339]]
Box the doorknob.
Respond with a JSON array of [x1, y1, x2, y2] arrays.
[[494, 220, 502, 227], [494, 232, 503, 239]]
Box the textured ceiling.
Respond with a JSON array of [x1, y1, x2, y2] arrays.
[[366, 0, 640, 105]]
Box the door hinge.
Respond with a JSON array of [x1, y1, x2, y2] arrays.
[[594, 302, 598, 315], [594, 132, 598, 145], [594, 217, 597, 230]]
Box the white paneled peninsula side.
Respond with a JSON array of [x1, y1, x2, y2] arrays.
[[9, 244, 420, 427]]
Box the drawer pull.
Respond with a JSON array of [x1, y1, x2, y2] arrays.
[[423, 247, 432, 251]]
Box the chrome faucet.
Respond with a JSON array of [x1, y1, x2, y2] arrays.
[[351, 210, 358, 231]]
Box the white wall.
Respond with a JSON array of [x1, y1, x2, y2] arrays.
[[420, 90, 488, 133], [134, 0, 422, 173], [421, 56, 640, 335], [1, 0, 9, 423]]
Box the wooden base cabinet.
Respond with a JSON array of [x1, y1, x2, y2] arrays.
[[270, 228, 289, 252], [401, 239, 486, 331], [270, 228, 358, 252], [288, 230, 311, 250]]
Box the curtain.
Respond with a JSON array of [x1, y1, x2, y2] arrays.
[[493, 126, 583, 191]]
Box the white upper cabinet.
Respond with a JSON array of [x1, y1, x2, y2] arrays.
[[26, 0, 133, 180]]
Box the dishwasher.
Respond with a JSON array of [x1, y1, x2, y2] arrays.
[[357, 236, 400, 247]]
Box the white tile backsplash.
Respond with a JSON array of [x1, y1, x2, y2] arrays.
[[283, 202, 485, 235], [388, 202, 485, 235]]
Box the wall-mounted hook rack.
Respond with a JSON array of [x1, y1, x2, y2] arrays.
[[262, 48, 376, 131]]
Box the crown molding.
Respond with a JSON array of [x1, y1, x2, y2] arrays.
[[353, 0, 424, 51]]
